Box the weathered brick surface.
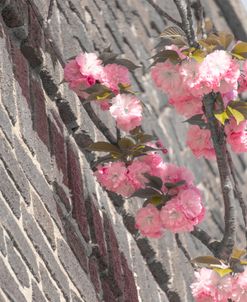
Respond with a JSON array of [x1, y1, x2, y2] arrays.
[[1, 0, 247, 301]]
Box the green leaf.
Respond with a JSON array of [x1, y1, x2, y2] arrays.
[[88, 142, 121, 153], [183, 114, 207, 129], [83, 84, 110, 94], [131, 188, 160, 198], [118, 138, 135, 150], [159, 26, 186, 39], [151, 50, 181, 66], [191, 256, 223, 266], [227, 101, 247, 124], [164, 180, 186, 189], [214, 111, 229, 125], [113, 58, 141, 71], [143, 173, 163, 191], [213, 267, 232, 277], [231, 248, 247, 259], [218, 32, 234, 49], [232, 41, 247, 59], [143, 195, 163, 207]]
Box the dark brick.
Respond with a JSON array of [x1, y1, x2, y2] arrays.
[[0, 194, 40, 281], [0, 224, 6, 257], [30, 76, 49, 147], [101, 279, 116, 302], [32, 280, 47, 302], [89, 257, 101, 294], [10, 39, 30, 104], [67, 142, 89, 241], [21, 5, 44, 67], [86, 200, 107, 264], [6, 237, 30, 288], [57, 239, 98, 301], [32, 191, 56, 250], [0, 257, 27, 302], [21, 205, 70, 301], [0, 135, 30, 204], [48, 113, 68, 186], [0, 161, 21, 218], [53, 181, 71, 212], [40, 263, 61, 302], [103, 215, 123, 296], [1, 0, 27, 28], [121, 253, 139, 302], [64, 220, 88, 273], [13, 136, 63, 232], [57, 99, 78, 130]]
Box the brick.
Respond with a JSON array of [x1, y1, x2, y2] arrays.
[[0, 225, 6, 257], [57, 238, 98, 301], [86, 200, 107, 264], [32, 280, 47, 302], [0, 133, 30, 204], [10, 39, 30, 104], [0, 194, 40, 281], [1, 0, 27, 28], [101, 279, 116, 302], [21, 205, 70, 301], [121, 253, 139, 302], [32, 191, 56, 250], [103, 215, 123, 296], [63, 220, 88, 273], [0, 104, 13, 145], [67, 142, 89, 241], [48, 113, 68, 185], [0, 257, 27, 302], [21, 5, 44, 67], [71, 291, 84, 302], [13, 135, 63, 232], [30, 76, 49, 147], [89, 257, 101, 294], [40, 263, 61, 302], [6, 237, 30, 288], [0, 161, 21, 218], [53, 181, 71, 212], [56, 99, 78, 130]]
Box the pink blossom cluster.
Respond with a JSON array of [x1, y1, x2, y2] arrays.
[[135, 187, 205, 237], [151, 48, 247, 157], [191, 267, 247, 302], [95, 153, 205, 235], [64, 52, 142, 132]]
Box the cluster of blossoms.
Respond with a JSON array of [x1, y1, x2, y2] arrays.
[[151, 47, 247, 158], [64, 51, 205, 234], [191, 267, 247, 302], [64, 52, 143, 132], [95, 153, 205, 236]]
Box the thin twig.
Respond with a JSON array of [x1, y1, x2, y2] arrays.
[[203, 93, 236, 260], [191, 226, 219, 254], [173, 0, 198, 47], [226, 149, 247, 247], [175, 234, 193, 266], [145, 0, 182, 27], [82, 102, 117, 145]]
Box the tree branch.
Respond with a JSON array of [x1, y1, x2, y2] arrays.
[[203, 93, 236, 260], [145, 0, 182, 28], [226, 149, 247, 247], [173, 0, 198, 47], [191, 226, 220, 254]]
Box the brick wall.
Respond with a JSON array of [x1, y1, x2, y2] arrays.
[[0, 1, 247, 301]]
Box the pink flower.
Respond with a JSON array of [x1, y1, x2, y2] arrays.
[[225, 119, 247, 153], [94, 162, 135, 197], [135, 204, 163, 238], [169, 94, 203, 117], [232, 268, 247, 302], [197, 50, 240, 95], [64, 52, 103, 97], [110, 94, 143, 132], [100, 64, 130, 93], [191, 268, 221, 302], [128, 160, 151, 189], [238, 60, 247, 93], [186, 125, 216, 159], [160, 188, 205, 233], [151, 60, 186, 98], [180, 60, 201, 96]]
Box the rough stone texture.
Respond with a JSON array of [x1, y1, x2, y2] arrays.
[[0, 1, 247, 301]]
